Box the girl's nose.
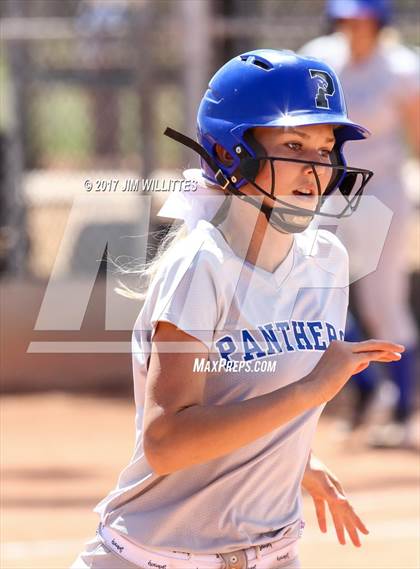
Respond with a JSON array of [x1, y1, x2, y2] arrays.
[[302, 156, 328, 178]]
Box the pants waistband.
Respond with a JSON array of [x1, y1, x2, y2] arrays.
[[98, 522, 301, 568]]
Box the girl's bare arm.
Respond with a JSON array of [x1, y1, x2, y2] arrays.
[[143, 322, 404, 475]]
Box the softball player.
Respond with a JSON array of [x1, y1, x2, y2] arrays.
[[71, 50, 404, 569], [300, 0, 419, 446]]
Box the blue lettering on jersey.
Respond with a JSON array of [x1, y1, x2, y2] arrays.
[[258, 323, 283, 355], [215, 335, 237, 362], [292, 320, 313, 350], [307, 321, 327, 350], [275, 321, 295, 352], [326, 322, 338, 342], [216, 320, 343, 362], [241, 329, 266, 361]]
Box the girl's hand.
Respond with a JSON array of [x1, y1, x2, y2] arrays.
[[307, 339, 405, 403], [302, 453, 369, 547]]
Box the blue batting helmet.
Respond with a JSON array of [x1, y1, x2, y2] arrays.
[[197, 49, 368, 193], [165, 49, 373, 234]]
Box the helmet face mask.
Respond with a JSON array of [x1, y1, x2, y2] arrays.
[[222, 148, 373, 234], [165, 49, 374, 234]]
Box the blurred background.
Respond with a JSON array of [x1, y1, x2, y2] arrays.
[[1, 1, 419, 568]]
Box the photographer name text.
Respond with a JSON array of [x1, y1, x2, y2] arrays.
[[84, 178, 198, 193]]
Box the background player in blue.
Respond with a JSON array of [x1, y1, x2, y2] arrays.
[[71, 50, 404, 569], [300, 0, 419, 447]]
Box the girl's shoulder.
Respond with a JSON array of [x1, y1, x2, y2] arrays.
[[152, 220, 232, 289], [136, 222, 225, 350]]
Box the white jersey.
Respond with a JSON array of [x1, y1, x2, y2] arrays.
[[94, 220, 349, 553], [300, 33, 419, 214]]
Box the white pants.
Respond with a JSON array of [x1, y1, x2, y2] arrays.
[[70, 535, 301, 569]]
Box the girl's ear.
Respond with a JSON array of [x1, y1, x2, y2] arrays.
[[215, 144, 234, 166]]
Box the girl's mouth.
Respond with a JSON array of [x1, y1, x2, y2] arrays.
[[292, 186, 316, 199]]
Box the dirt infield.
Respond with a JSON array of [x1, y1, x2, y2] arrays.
[[1, 393, 419, 569]]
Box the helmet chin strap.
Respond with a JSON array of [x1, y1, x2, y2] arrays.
[[164, 127, 319, 234]]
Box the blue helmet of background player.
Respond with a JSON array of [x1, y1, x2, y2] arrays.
[[165, 49, 373, 234], [326, 0, 393, 28]]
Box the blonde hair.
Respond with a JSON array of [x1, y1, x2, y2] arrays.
[[112, 170, 232, 302], [113, 223, 189, 301], [112, 190, 231, 302]]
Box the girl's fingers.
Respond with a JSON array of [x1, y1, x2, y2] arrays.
[[344, 501, 369, 535], [351, 340, 405, 354], [330, 508, 346, 545], [327, 490, 370, 547], [343, 507, 370, 547], [373, 352, 402, 362], [344, 519, 361, 547], [314, 498, 327, 533], [355, 350, 402, 364], [351, 512, 369, 535]]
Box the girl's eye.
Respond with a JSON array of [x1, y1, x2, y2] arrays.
[[319, 149, 332, 158], [285, 142, 301, 151], [283, 142, 333, 159]]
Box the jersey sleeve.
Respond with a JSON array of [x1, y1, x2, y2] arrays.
[[148, 248, 219, 351]]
